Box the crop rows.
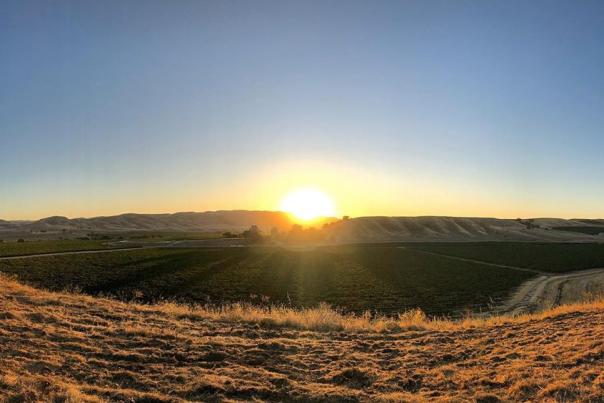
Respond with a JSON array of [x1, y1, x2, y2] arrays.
[[0, 245, 533, 315], [406, 242, 604, 273]]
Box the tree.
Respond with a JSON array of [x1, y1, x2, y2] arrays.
[[286, 224, 323, 244], [242, 225, 263, 243]]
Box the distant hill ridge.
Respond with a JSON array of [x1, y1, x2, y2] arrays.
[[322, 216, 604, 242], [3, 211, 296, 233], [2, 212, 604, 242]]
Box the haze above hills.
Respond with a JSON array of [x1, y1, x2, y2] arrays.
[[2, 211, 604, 242]]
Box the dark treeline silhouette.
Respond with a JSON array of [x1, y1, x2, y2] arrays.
[[232, 220, 342, 245], [271, 224, 325, 244]]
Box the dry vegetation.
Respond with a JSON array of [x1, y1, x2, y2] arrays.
[[0, 275, 603, 402]]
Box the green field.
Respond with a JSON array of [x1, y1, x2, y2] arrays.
[[0, 245, 533, 316], [406, 242, 604, 273], [87, 231, 223, 241], [0, 232, 224, 257], [0, 239, 121, 257]]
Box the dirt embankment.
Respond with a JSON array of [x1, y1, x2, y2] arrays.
[[0, 277, 603, 402]]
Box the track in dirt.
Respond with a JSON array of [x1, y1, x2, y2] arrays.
[[499, 268, 604, 315]]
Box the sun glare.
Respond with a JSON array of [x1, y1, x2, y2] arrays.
[[280, 188, 337, 221]]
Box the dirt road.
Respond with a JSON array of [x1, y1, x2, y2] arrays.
[[499, 268, 604, 315]]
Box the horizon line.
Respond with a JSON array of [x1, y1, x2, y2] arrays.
[[3, 210, 604, 222]]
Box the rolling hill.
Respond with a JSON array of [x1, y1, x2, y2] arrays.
[[2, 212, 604, 242], [322, 216, 604, 243], [1, 211, 296, 234]]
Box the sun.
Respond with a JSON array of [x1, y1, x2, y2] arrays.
[[279, 188, 337, 222]]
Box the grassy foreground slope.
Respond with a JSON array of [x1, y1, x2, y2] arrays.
[[0, 277, 602, 402]]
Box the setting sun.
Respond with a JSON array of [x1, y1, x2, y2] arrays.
[[279, 188, 337, 221]]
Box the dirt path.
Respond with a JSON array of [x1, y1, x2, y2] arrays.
[[498, 268, 604, 315]]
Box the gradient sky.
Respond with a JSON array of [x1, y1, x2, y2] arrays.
[[2, 0, 604, 220]]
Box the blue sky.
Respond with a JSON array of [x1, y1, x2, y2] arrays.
[[2, 0, 604, 219]]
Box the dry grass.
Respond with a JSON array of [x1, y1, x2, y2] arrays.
[[157, 294, 604, 334], [0, 274, 603, 402]]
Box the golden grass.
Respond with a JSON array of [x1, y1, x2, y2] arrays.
[[3, 271, 604, 333], [0, 274, 603, 402], [153, 292, 604, 333]]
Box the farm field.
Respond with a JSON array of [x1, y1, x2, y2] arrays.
[[405, 242, 604, 273], [87, 230, 223, 242], [0, 245, 534, 316], [0, 239, 121, 258], [0, 232, 225, 257]]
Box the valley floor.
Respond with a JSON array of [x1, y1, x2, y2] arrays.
[[0, 277, 603, 402]]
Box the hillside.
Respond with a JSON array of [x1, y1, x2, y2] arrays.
[[1, 276, 602, 402], [3, 212, 604, 242], [323, 216, 604, 243], [1, 211, 296, 234]]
